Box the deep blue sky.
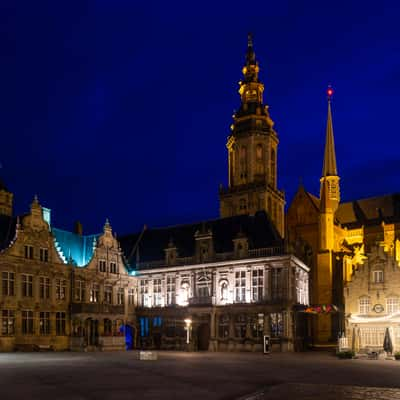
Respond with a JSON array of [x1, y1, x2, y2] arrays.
[[2, 1, 400, 235]]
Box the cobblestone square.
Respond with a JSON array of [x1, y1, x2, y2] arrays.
[[1, 351, 400, 399]]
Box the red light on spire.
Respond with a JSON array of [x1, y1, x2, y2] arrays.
[[327, 86, 334, 98]]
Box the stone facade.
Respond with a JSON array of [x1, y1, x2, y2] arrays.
[[134, 254, 309, 352], [287, 91, 400, 345], [344, 243, 400, 352], [0, 196, 136, 352], [219, 34, 285, 238]]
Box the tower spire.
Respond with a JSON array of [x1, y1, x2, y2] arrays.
[[322, 87, 338, 177], [246, 32, 256, 66]]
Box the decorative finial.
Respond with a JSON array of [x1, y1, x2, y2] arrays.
[[327, 85, 334, 101], [247, 32, 253, 48]]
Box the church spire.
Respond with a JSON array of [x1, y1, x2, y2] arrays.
[[246, 32, 256, 67], [322, 87, 338, 177], [242, 32, 259, 84]]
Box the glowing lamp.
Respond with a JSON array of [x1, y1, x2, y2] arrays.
[[327, 87, 334, 97]]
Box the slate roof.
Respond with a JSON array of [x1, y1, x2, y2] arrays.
[[52, 228, 100, 267], [0, 178, 9, 192], [0, 214, 17, 251], [336, 193, 400, 228], [118, 211, 283, 267]]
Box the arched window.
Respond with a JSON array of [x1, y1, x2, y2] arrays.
[[256, 144, 264, 174]]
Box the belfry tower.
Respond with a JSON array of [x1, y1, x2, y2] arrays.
[[316, 88, 340, 342], [219, 34, 285, 237]]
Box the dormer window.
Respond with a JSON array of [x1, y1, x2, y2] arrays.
[[373, 270, 384, 283]]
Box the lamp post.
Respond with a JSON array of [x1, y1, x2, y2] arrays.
[[184, 318, 192, 345]]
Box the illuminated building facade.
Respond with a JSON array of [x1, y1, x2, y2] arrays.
[[287, 90, 400, 346], [119, 213, 309, 352], [344, 243, 400, 353], [0, 192, 136, 352]]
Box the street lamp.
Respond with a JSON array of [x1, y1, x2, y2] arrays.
[[184, 318, 192, 345]]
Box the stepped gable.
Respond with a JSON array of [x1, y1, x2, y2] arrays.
[[119, 211, 283, 267]]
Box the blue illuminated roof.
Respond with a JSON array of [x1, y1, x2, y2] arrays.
[[52, 228, 100, 267]]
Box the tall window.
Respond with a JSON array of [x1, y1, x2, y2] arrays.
[[235, 271, 246, 303], [75, 280, 85, 302], [270, 148, 276, 186], [270, 312, 283, 337], [373, 270, 384, 283], [56, 312, 66, 335], [55, 279, 67, 300], [24, 245, 34, 259], [117, 288, 124, 305], [387, 298, 399, 314], [99, 260, 106, 273], [39, 312, 50, 335], [234, 314, 246, 338], [271, 268, 283, 300], [104, 285, 113, 304], [128, 288, 135, 305], [39, 248, 49, 262], [140, 280, 148, 307], [153, 279, 162, 306], [218, 314, 230, 338], [2, 272, 14, 296], [239, 146, 247, 181], [90, 283, 100, 303], [110, 262, 118, 274], [181, 282, 190, 305], [39, 277, 50, 299], [255, 144, 264, 174], [22, 310, 34, 335], [359, 297, 370, 314], [21, 274, 33, 297], [104, 319, 112, 335], [166, 277, 176, 306], [1, 310, 15, 335], [252, 269, 264, 302]]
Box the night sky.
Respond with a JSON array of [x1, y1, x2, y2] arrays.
[[3, 1, 400, 235]]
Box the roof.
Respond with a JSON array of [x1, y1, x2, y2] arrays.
[[322, 100, 338, 177], [0, 178, 9, 192], [0, 214, 17, 251], [52, 228, 100, 267], [118, 211, 283, 266], [336, 193, 400, 228]]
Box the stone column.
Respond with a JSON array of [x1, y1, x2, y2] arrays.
[[208, 308, 217, 351]]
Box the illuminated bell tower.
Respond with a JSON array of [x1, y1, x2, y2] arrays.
[[219, 34, 285, 237], [316, 87, 340, 342]]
